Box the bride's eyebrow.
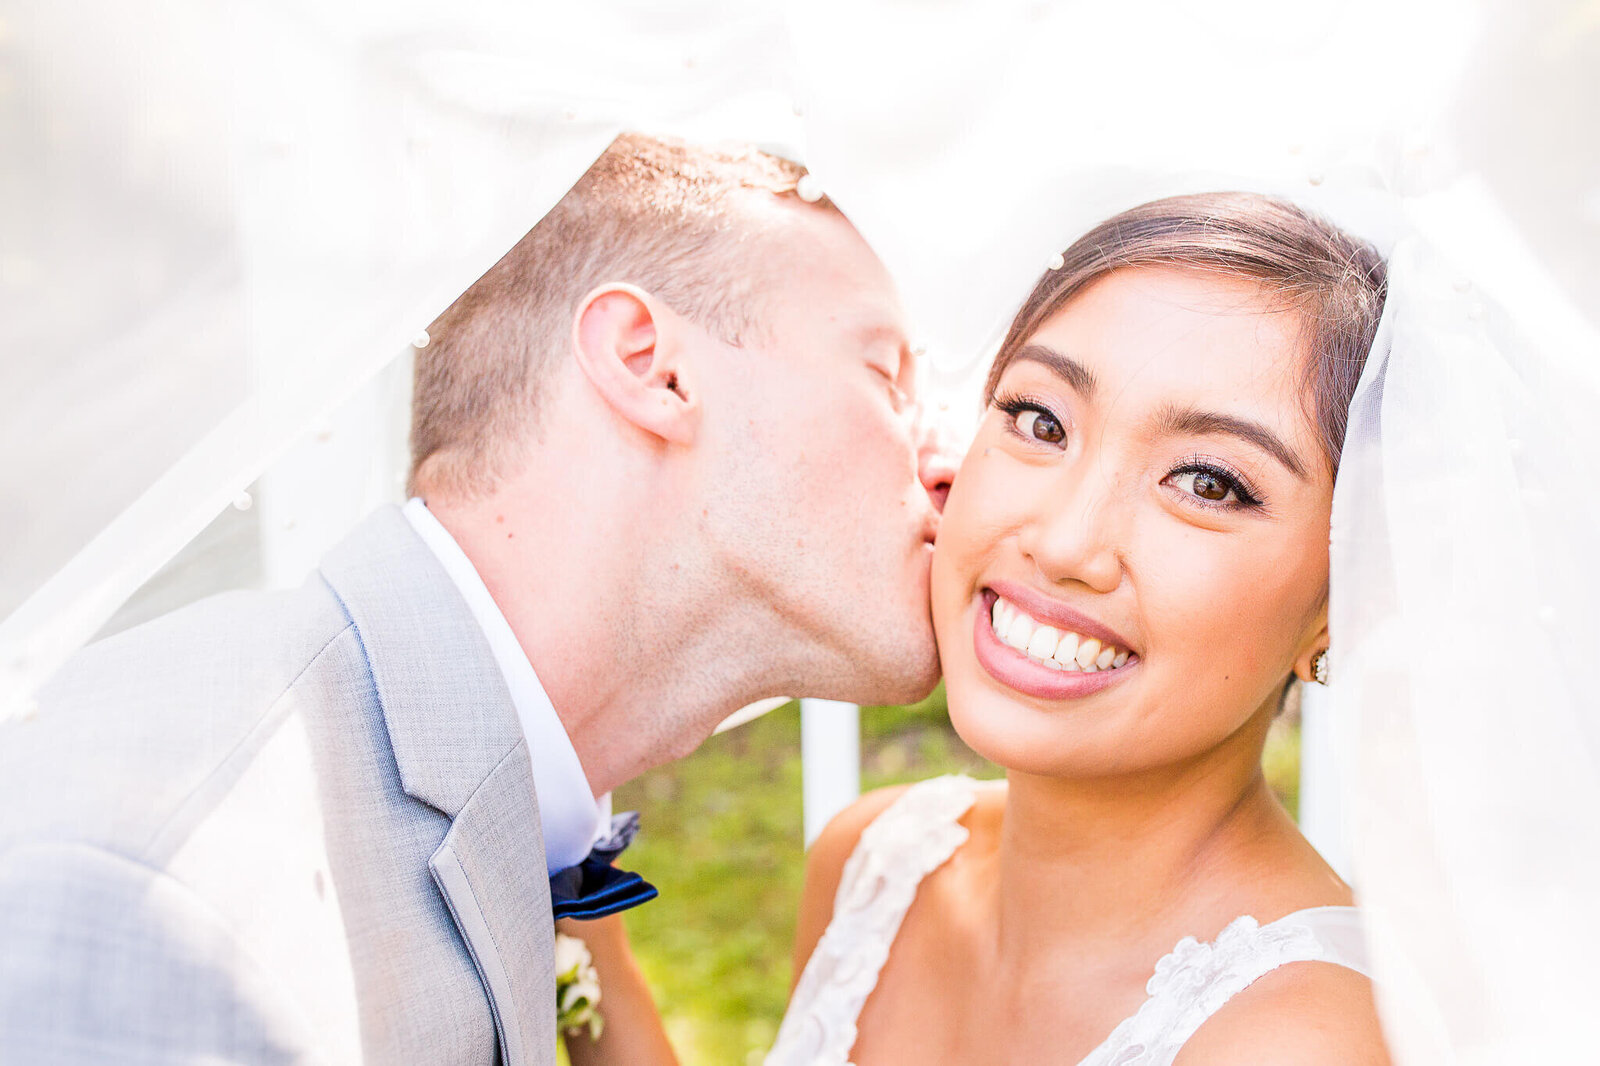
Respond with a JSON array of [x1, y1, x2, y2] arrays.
[[1154, 403, 1309, 480], [1008, 344, 1098, 399]]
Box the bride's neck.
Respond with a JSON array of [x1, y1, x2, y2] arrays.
[[990, 740, 1288, 968]]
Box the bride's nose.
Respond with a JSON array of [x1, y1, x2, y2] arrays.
[[1017, 468, 1124, 592]]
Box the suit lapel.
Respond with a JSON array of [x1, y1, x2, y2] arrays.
[[430, 749, 557, 1066], [320, 506, 556, 1065]]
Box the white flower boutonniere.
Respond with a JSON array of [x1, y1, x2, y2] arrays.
[[555, 932, 604, 1041]]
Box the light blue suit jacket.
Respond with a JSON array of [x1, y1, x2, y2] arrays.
[[0, 506, 558, 1064]]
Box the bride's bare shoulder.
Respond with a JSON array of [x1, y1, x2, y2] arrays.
[[1172, 961, 1391, 1066], [789, 784, 915, 984], [789, 777, 1002, 984], [807, 785, 912, 878]]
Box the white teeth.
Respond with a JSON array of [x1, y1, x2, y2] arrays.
[[990, 596, 1131, 673], [1003, 611, 1033, 649], [1075, 638, 1102, 669], [1053, 631, 1080, 669], [1026, 626, 1061, 660]]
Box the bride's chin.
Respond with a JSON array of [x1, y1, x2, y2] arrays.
[[945, 687, 1075, 775], [945, 661, 1160, 778]]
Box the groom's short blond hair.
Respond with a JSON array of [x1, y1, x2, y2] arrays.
[[409, 132, 831, 498]]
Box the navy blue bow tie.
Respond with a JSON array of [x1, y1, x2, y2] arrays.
[[549, 810, 658, 921]]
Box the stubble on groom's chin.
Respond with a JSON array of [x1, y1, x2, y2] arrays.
[[832, 620, 942, 708], [843, 561, 941, 707]]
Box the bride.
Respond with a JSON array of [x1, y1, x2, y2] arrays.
[[573, 191, 1395, 1065], [767, 190, 1391, 1065]]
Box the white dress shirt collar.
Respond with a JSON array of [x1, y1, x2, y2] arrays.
[[402, 498, 605, 874]]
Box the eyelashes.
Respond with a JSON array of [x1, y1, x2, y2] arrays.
[[988, 391, 1267, 511], [1167, 456, 1264, 509], [994, 392, 1065, 445]]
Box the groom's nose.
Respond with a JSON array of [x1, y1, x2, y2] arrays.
[[914, 404, 960, 514]]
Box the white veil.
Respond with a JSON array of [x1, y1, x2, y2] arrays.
[[6, 0, 1598, 1059], [1332, 204, 1600, 1062]]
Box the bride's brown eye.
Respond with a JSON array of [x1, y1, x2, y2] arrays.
[[1191, 471, 1228, 500], [1017, 410, 1065, 444], [1166, 463, 1262, 508]]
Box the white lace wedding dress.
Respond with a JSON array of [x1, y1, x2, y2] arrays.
[[766, 775, 1370, 1066]]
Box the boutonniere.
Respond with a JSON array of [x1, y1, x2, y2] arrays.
[[555, 932, 604, 1041]]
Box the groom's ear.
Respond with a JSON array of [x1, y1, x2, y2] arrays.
[[571, 283, 698, 446]]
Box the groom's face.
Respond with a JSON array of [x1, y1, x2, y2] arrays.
[[692, 206, 950, 705]]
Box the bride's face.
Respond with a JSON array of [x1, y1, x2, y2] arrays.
[[933, 265, 1332, 777]]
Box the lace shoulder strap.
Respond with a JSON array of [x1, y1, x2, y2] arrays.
[[1083, 906, 1369, 1066], [1284, 905, 1370, 977], [765, 775, 980, 1066]]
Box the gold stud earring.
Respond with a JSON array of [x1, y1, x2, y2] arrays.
[[1311, 649, 1330, 686]]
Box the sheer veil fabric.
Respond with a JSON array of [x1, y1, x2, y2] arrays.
[[1332, 221, 1600, 1063], [6, 1, 1598, 1060]]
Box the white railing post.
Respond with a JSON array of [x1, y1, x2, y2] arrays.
[[801, 698, 860, 846]]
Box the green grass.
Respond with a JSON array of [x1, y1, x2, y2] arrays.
[[611, 687, 1301, 1064], [614, 707, 807, 1063]]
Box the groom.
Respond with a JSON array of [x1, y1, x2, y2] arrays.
[[0, 134, 951, 1064]]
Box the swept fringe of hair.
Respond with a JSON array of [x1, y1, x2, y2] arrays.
[[988, 193, 1387, 475]]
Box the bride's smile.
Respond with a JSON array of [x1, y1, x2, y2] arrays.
[[974, 584, 1141, 700]]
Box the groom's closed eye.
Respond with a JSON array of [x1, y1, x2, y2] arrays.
[[866, 352, 912, 411]]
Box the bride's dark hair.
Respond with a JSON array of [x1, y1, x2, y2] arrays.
[[987, 193, 1388, 475]]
